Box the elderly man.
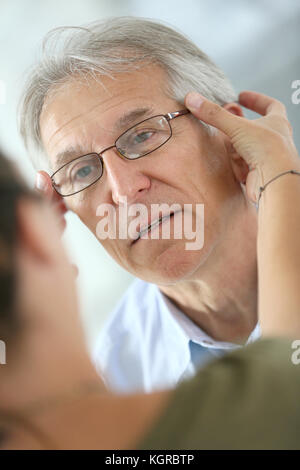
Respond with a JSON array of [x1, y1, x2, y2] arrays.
[[19, 17, 260, 393]]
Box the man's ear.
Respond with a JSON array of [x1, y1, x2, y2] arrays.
[[222, 102, 244, 118], [222, 102, 249, 185], [16, 198, 60, 265]]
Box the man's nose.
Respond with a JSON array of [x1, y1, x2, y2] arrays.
[[103, 149, 151, 205]]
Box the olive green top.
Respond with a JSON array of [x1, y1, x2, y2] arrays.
[[138, 338, 300, 449]]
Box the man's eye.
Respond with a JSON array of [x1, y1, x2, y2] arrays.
[[70, 164, 97, 181], [132, 130, 155, 145], [75, 165, 92, 179]]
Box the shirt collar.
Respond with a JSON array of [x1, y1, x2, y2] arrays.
[[157, 287, 261, 350]]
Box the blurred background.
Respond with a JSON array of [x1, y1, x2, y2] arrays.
[[0, 0, 299, 349]]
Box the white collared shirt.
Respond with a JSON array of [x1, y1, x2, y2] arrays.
[[92, 278, 261, 393]]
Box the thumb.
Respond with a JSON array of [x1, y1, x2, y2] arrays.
[[185, 92, 245, 139], [36, 170, 64, 205], [35, 171, 53, 196]]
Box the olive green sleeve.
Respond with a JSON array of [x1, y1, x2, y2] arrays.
[[138, 338, 300, 449]]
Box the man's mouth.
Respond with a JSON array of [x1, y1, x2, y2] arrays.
[[132, 212, 175, 244]]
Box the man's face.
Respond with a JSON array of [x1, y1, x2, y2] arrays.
[[40, 65, 245, 285]]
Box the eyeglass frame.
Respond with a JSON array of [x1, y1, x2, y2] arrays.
[[50, 109, 191, 197]]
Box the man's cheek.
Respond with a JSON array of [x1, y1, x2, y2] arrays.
[[65, 194, 84, 213], [68, 194, 96, 225], [70, 202, 95, 232]]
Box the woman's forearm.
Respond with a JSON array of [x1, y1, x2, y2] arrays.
[[257, 167, 300, 337]]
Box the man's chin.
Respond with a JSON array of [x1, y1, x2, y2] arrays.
[[132, 241, 206, 285]]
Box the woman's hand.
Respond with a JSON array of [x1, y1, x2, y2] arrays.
[[35, 171, 67, 233], [35, 171, 78, 278], [185, 90, 300, 203], [185, 90, 300, 338]]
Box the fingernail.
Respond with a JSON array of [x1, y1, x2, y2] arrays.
[[186, 92, 204, 110], [36, 173, 46, 191]]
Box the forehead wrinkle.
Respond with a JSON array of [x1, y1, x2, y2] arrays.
[[45, 90, 153, 153], [44, 78, 156, 143], [53, 104, 156, 167], [42, 64, 169, 150], [43, 93, 115, 147], [51, 102, 158, 165]]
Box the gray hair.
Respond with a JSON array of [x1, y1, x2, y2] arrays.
[[18, 16, 237, 168]]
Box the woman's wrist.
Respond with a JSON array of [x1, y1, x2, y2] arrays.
[[255, 155, 300, 202]]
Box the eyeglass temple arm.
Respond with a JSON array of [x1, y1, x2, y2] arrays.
[[166, 99, 240, 121], [166, 110, 190, 121]]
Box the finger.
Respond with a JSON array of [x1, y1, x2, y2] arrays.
[[185, 92, 245, 139], [72, 264, 79, 279], [51, 203, 67, 234], [59, 215, 67, 234], [35, 170, 65, 205], [35, 170, 52, 195], [53, 198, 68, 216], [238, 90, 287, 117]]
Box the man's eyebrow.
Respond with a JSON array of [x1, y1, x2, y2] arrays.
[[53, 107, 155, 170], [53, 146, 88, 170], [114, 107, 155, 131]]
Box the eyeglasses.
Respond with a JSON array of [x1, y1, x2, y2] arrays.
[[51, 109, 190, 197]]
